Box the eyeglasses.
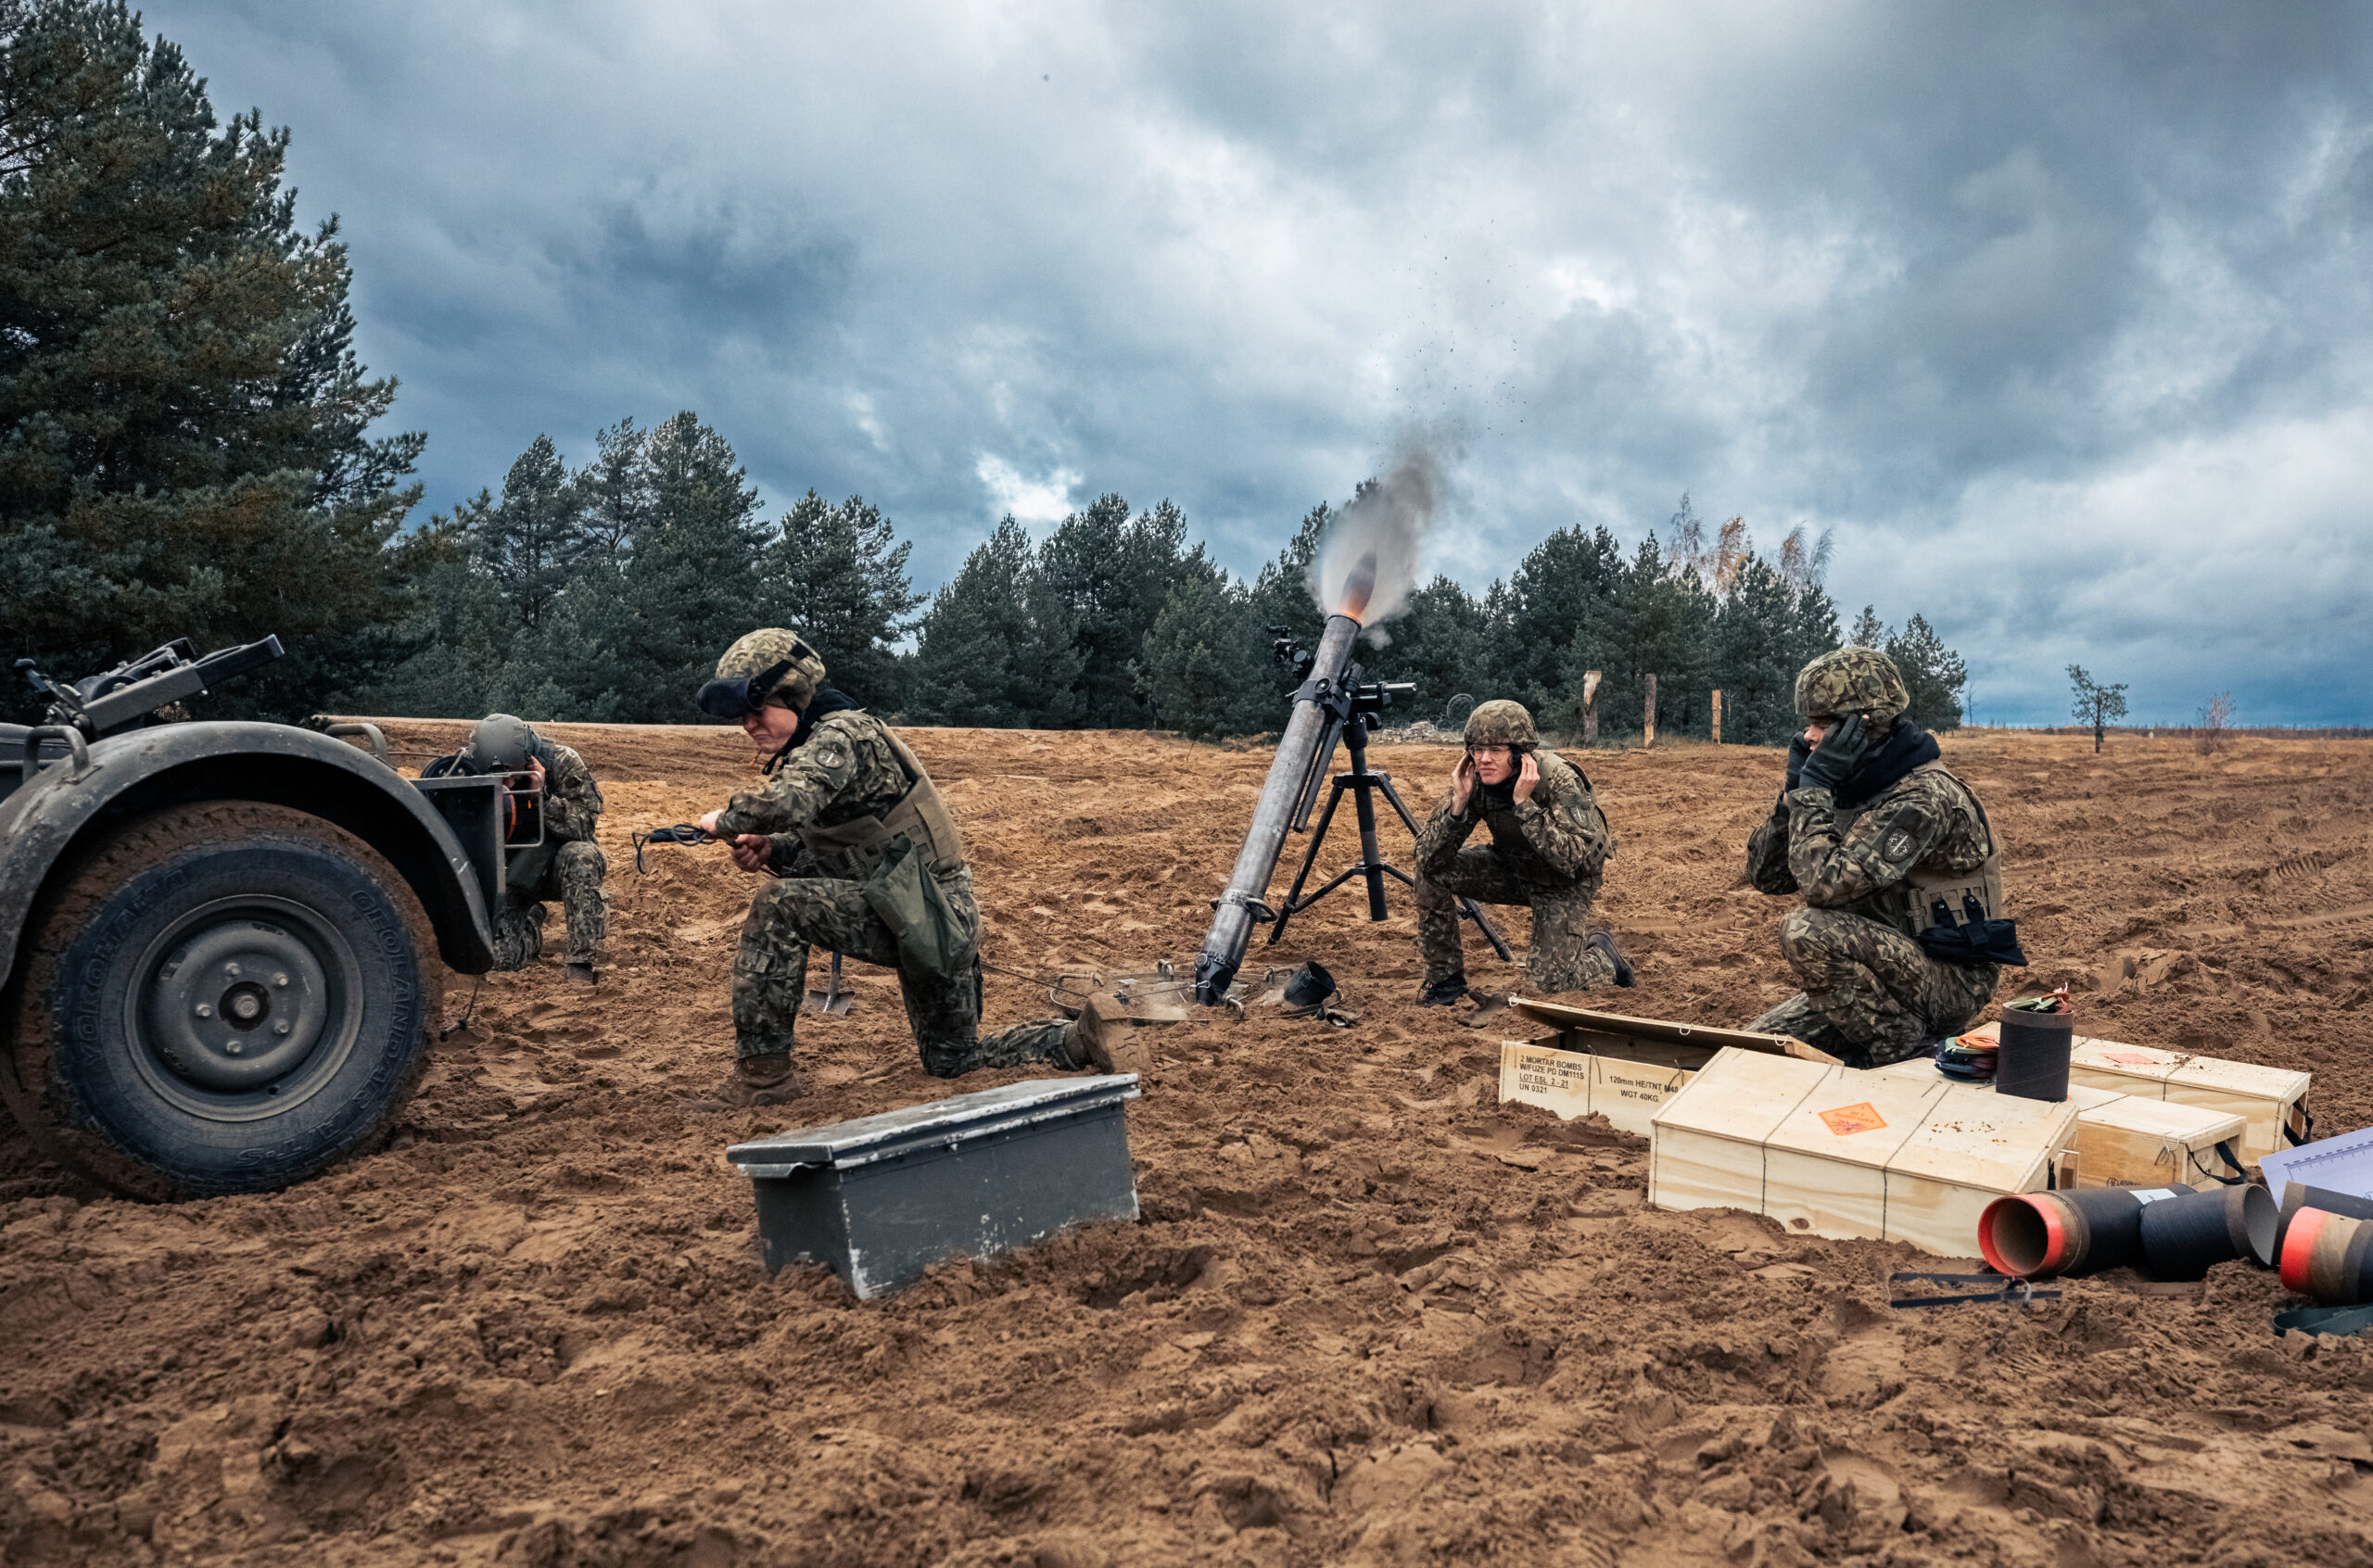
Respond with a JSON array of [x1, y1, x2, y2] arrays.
[[696, 657, 798, 719]]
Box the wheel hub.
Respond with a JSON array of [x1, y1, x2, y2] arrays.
[[146, 922, 330, 1092]]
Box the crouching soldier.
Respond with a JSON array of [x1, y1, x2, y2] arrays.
[[1414, 700, 1631, 1005], [1744, 648, 2011, 1067], [685, 628, 1126, 1108], [424, 714, 606, 986]]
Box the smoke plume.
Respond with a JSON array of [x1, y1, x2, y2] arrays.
[[1308, 442, 1441, 626]]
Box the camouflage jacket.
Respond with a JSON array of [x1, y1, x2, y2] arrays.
[[713, 708, 945, 877], [539, 740, 603, 843], [1745, 760, 1992, 932], [1415, 750, 1612, 896]]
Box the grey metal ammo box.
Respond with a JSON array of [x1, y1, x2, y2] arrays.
[[725, 1074, 1142, 1298]]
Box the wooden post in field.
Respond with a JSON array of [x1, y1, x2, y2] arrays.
[[1582, 670, 1602, 746], [1712, 689, 1722, 744], [1643, 674, 1658, 750]]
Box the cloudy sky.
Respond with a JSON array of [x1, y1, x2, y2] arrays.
[[145, 0, 2373, 724]]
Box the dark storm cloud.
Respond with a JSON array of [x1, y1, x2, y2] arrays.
[[143, 0, 2373, 722]]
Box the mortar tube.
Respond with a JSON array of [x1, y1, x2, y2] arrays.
[[2279, 1208, 2373, 1307], [1978, 1185, 2193, 1279], [2270, 1184, 2373, 1263], [2136, 1184, 2278, 1279], [1194, 613, 1363, 1005]]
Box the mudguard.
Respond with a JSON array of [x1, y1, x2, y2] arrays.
[[0, 720, 498, 991]]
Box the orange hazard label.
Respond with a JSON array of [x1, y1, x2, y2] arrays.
[[2103, 1052, 2164, 1068], [1818, 1103, 1888, 1136]]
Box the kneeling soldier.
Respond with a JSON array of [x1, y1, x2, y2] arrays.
[[1414, 700, 1630, 1005], [1744, 648, 2008, 1067], [425, 714, 606, 986], [688, 628, 1123, 1107]]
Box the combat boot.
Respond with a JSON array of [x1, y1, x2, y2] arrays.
[[1417, 973, 1469, 1007], [1588, 930, 1634, 988], [564, 962, 597, 988], [1070, 996, 1152, 1077], [678, 1053, 799, 1113]]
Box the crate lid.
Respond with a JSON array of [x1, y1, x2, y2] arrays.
[[1508, 999, 1841, 1065], [2162, 1054, 2311, 1102], [1884, 1084, 2079, 1191], [2075, 1094, 2244, 1146], [1766, 1072, 1949, 1167], [1650, 1047, 1837, 1142], [726, 1074, 1140, 1176]]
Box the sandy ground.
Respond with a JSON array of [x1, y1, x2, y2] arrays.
[[6, 723, 2373, 1567]]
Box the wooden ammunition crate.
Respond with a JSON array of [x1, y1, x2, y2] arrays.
[[1874, 1056, 2249, 1189], [1762, 1074, 1950, 1241], [1879, 1085, 2080, 1255], [1498, 1001, 1841, 1139], [1960, 1021, 2308, 1167], [1652, 1052, 2080, 1255], [1646, 1048, 1839, 1215]]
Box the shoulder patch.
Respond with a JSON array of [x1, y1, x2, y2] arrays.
[[816, 741, 849, 771], [1883, 828, 1916, 860]]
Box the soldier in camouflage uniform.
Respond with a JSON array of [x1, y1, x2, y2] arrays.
[[1744, 647, 2005, 1068], [1413, 700, 1631, 1005], [424, 714, 607, 986], [685, 628, 1122, 1108]]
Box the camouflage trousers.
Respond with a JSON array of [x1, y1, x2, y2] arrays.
[[492, 840, 607, 969], [1415, 850, 1618, 996], [1747, 907, 1999, 1069], [733, 870, 1076, 1079]]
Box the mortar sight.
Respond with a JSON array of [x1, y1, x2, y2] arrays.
[[1267, 626, 1315, 682]]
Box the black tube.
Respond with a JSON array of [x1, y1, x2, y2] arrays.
[[2270, 1184, 2373, 1263], [1996, 1007, 2073, 1102], [2137, 1184, 2277, 1278], [1979, 1184, 2194, 1278]]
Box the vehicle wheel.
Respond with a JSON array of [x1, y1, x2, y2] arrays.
[[1, 802, 440, 1199]]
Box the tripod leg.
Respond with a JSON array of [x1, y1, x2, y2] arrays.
[[1375, 776, 1515, 961], [1269, 778, 1348, 945], [1462, 897, 1514, 962], [1351, 778, 1387, 920]]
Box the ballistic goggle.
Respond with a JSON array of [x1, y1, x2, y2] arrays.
[[696, 656, 798, 719]]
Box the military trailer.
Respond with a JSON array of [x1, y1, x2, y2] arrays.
[[0, 636, 509, 1199]]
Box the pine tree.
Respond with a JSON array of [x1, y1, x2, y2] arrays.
[[1487, 525, 1626, 714], [1037, 493, 1210, 727], [1244, 501, 1331, 674], [908, 517, 1085, 727], [475, 435, 586, 629], [578, 418, 650, 565], [1566, 535, 1715, 737], [1848, 605, 1885, 648], [1711, 553, 1805, 745], [0, 0, 424, 718], [1885, 614, 1968, 731], [765, 489, 925, 709], [1135, 570, 1264, 740], [1369, 575, 1488, 723], [603, 411, 766, 719]]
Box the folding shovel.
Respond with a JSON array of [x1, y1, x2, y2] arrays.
[[804, 950, 854, 1017]]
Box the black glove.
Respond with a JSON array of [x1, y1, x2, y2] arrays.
[[1784, 734, 1812, 793], [1796, 713, 1871, 796]]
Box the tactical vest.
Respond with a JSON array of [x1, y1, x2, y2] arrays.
[[1835, 764, 2004, 940], [1477, 752, 1604, 877], [793, 724, 969, 881]]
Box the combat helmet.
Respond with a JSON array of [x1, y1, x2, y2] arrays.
[[1794, 647, 1910, 725], [462, 714, 537, 774], [702, 628, 828, 717], [1464, 699, 1538, 752]]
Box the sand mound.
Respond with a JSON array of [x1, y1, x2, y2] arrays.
[[5, 725, 2372, 1565]]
